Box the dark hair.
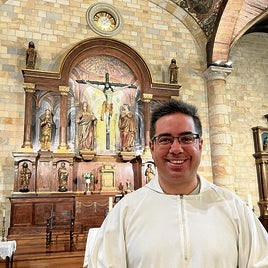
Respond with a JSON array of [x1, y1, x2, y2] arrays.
[[150, 99, 202, 139], [28, 41, 35, 49]]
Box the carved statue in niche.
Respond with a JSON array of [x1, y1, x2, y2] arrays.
[[169, 58, 179, 84], [118, 182, 124, 193], [26, 41, 37, 69], [145, 163, 155, 183], [19, 162, 32, 192], [40, 109, 53, 151], [76, 102, 97, 150], [126, 180, 132, 193], [118, 104, 136, 152], [58, 162, 68, 192]]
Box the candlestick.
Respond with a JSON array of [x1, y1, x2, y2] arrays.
[[1, 216, 6, 242], [109, 197, 113, 211]]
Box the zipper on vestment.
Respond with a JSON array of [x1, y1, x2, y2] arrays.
[[180, 195, 188, 261]]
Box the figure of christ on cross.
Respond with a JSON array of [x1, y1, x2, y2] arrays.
[[76, 73, 137, 150]]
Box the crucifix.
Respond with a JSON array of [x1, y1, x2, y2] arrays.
[[76, 73, 137, 150]]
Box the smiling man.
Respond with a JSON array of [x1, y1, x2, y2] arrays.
[[89, 100, 268, 268]]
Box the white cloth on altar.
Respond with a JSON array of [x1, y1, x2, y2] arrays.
[[0, 241, 16, 260], [89, 175, 268, 268], [83, 228, 100, 268]]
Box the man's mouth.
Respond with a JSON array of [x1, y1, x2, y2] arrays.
[[168, 159, 186, 164]]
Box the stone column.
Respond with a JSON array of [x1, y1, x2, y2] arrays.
[[204, 66, 234, 190], [142, 93, 153, 152], [58, 86, 69, 152], [21, 83, 35, 150]]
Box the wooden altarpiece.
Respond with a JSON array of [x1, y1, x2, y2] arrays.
[[252, 125, 268, 231], [8, 38, 181, 238]]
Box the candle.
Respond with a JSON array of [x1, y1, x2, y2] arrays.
[[2, 209, 5, 218], [248, 194, 253, 210], [109, 197, 113, 211]]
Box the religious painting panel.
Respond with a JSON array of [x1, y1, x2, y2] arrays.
[[69, 55, 144, 155]]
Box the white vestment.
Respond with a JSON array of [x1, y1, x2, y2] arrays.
[[89, 175, 268, 267]]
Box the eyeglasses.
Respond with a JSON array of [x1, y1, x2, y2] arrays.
[[152, 132, 200, 148]]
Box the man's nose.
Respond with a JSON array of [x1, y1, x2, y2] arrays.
[[169, 138, 183, 153]]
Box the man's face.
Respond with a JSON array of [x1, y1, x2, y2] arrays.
[[149, 112, 203, 193]]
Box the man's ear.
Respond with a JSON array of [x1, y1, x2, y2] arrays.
[[149, 140, 154, 152], [198, 138, 203, 150]]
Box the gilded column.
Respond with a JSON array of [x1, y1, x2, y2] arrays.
[[204, 66, 234, 190], [21, 83, 35, 150], [142, 93, 153, 152], [58, 86, 69, 152]]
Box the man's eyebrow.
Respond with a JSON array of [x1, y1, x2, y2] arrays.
[[157, 131, 195, 136], [179, 131, 195, 135], [157, 133, 172, 136]]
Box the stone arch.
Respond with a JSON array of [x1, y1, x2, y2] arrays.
[[60, 38, 152, 95]]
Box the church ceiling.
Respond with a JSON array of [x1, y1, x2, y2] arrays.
[[171, 0, 223, 37], [171, 0, 268, 64]]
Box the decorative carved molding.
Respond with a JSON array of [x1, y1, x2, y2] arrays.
[[142, 93, 153, 103], [59, 86, 70, 96], [23, 83, 35, 93], [119, 151, 137, 162]]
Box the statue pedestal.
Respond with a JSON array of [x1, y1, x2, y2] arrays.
[[119, 151, 136, 161], [80, 150, 96, 161]]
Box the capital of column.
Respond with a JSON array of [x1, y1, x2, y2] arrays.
[[142, 93, 153, 103], [59, 86, 70, 96], [204, 66, 233, 81], [23, 83, 35, 93]]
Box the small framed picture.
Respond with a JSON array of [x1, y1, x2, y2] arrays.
[[252, 126, 268, 153]]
